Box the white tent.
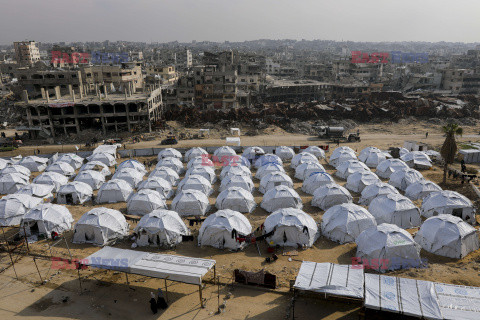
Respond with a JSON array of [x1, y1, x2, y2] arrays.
[[263, 208, 318, 247], [92, 144, 117, 157], [177, 174, 213, 195], [304, 146, 326, 159], [346, 171, 380, 193], [291, 152, 319, 169], [399, 147, 409, 157], [425, 149, 441, 160], [184, 147, 208, 162], [16, 183, 55, 202], [187, 156, 212, 169], [359, 182, 400, 206], [254, 154, 283, 169], [57, 181, 93, 205], [215, 187, 256, 213], [56, 153, 84, 169], [302, 172, 335, 195], [198, 209, 252, 250], [18, 156, 49, 172], [242, 146, 265, 161], [112, 168, 145, 188], [33, 171, 69, 192], [321, 203, 377, 244], [214, 146, 237, 159], [149, 166, 180, 186], [359, 149, 388, 168], [389, 167, 424, 191], [421, 191, 476, 224], [355, 223, 422, 272], [171, 189, 210, 217], [329, 147, 356, 167], [0, 158, 8, 170], [368, 193, 422, 229], [255, 162, 285, 180], [414, 214, 479, 259], [405, 180, 442, 201], [79, 161, 111, 177], [225, 155, 251, 168], [220, 165, 251, 180], [127, 189, 167, 216], [359, 147, 381, 160], [294, 162, 325, 181], [1, 164, 31, 177], [157, 148, 182, 160], [401, 151, 432, 170], [86, 152, 116, 167], [72, 208, 129, 246], [156, 157, 184, 175], [185, 166, 216, 184], [117, 159, 147, 175], [96, 179, 133, 203], [74, 170, 106, 190], [21, 203, 73, 238], [134, 209, 190, 247], [219, 174, 254, 193], [275, 146, 295, 161], [336, 160, 370, 180], [138, 177, 174, 199], [311, 183, 353, 210], [376, 158, 410, 179], [259, 171, 294, 194], [261, 185, 302, 212], [46, 162, 75, 177], [0, 194, 42, 226], [0, 173, 29, 194]]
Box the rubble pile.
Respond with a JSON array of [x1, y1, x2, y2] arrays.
[[0, 100, 25, 126]]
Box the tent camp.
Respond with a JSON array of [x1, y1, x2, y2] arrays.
[[225, 155, 251, 168], [72, 208, 129, 246], [255, 163, 285, 180], [18, 156, 49, 172], [220, 165, 251, 180], [401, 151, 432, 170], [294, 162, 325, 181], [321, 203, 377, 244], [184, 147, 208, 163], [74, 170, 106, 190], [359, 148, 389, 168], [171, 189, 210, 217], [336, 160, 370, 180], [304, 146, 326, 159], [275, 146, 295, 161], [215, 187, 256, 213], [134, 209, 190, 247], [421, 191, 476, 224], [198, 209, 252, 250], [263, 208, 319, 247], [359, 147, 381, 160], [1, 164, 31, 177], [414, 214, 479, 259], [213, 146, 237, 159], [389, 167, 424, 191], [0, 194, 42, 226], [79, 161, 111, 177], [185, 166, 216, 184], [96, 179, 133, 204], [57, 181, 93, 205], [0, 173, 29, 194], [187, 156, 212, 169], [21, 203, 73, 238], [359, 182, 400, 206], [220, 174, 254, 193], [242, 146, 265, 161], [45, 162, 75, 177], [157, 148, 182, 160], [149, 166, 180, 186], [177, 174, 213, 195], [156, 157, 184, 175], [127, 189, 167, 216], [355, 223, 422, 272], [86, 152, 116, 167], [33, 171, 69, 192], [259, 171, 294, 194], [261, 185, 302, 212], [405, 180, 442, 201], [311, 183, 353, 210], [329, 147, 357, 167], [255, 154, 282, 168], [302, 171, 335, 195], [346, 171, 380, 193], [368, 193, 422, 229], [56, 153, 84, 169], [16, 183, 55, 202], [291, 152, 319, 169], [117, 159, 147, 175], [112, 168, 145, 188], [138, 177, 174, 199], [375, 158, 409, 179]]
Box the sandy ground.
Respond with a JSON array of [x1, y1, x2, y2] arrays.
[[1, 120, 480, 319]]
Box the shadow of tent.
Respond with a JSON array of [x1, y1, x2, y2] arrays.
[[290, 294, 361, 320]]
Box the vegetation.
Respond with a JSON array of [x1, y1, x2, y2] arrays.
[[440, 123, 463, 184]]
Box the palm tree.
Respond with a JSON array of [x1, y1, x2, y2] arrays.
[[440, 123, 463, 184]]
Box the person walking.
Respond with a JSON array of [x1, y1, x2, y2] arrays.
[[149, 292, 158, 314]]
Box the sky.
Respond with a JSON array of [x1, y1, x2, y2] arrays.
[[0, 0, 479, 44]]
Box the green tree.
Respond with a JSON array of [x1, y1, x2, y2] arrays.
[[440, 123, 463, 184]]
